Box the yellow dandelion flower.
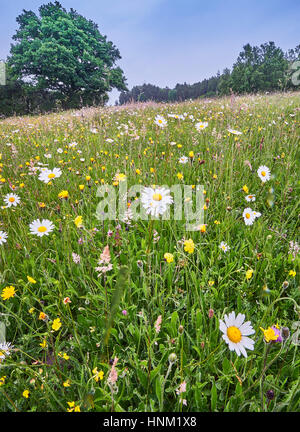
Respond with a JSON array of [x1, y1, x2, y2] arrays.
[[27, 276, 37, 284], [58, 190, 69, 199], [1, 286, 16, 301], [260, 327, 279, 343], [74, 215, 83, 228]]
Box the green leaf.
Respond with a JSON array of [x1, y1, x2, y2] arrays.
[[211, 381, 217, 412]]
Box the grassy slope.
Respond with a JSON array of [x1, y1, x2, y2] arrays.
[[0, 91, 299, 412]]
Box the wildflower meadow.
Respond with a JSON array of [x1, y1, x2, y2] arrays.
[[0, 91, 299, 413]]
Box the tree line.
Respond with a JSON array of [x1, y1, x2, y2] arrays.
[[118, 42, 300, 105]]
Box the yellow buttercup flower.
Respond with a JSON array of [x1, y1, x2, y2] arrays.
[[246, 269, 253, 280], [67, 401, 80, 412], [22, 390, 30, 399], [40, 339, 47, 349], [52, 318, 62, 331]]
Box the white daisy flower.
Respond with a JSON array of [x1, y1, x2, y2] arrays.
[[219, 311, 255, 357], [57, 148, 63, 153], [154, 115, 167, 128], [253, 211, 261, 219], [219, 241, 230, 252], [227, 128, 242, 135], [141, 186, 173, 217], [195, 122, 208, 131], [38, 168, 62, 184], [257, 165, 271, 182], [0, 231, 8, 245], [44, 153, 52, 159], [4, 193, 21, 208], [179, 156, 188, 164], [29, 219, 55, 237], [0, 342, 14, 360], [243, 208, 256, 225], [245, 194, 256, 202]]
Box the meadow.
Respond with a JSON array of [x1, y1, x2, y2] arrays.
[[0, 91, 299, 412]]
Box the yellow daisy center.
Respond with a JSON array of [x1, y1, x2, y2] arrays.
[[48, 173, 56, 179], [261, 171, 266, 177], [38, 226, 47, 233], [158, 120, 162, 123], [9, 197, 15, 202], [246, 213, 251, 219], [152, 193, 162, 201], [227, 326, 242, 343]]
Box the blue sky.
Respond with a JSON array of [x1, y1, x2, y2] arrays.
[[0, 0, 299, 104]]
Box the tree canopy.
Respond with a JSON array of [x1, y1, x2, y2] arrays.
[[6, 1, 127, 110]]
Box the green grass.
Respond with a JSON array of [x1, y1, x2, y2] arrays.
[[0, 92, 299, 412]]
